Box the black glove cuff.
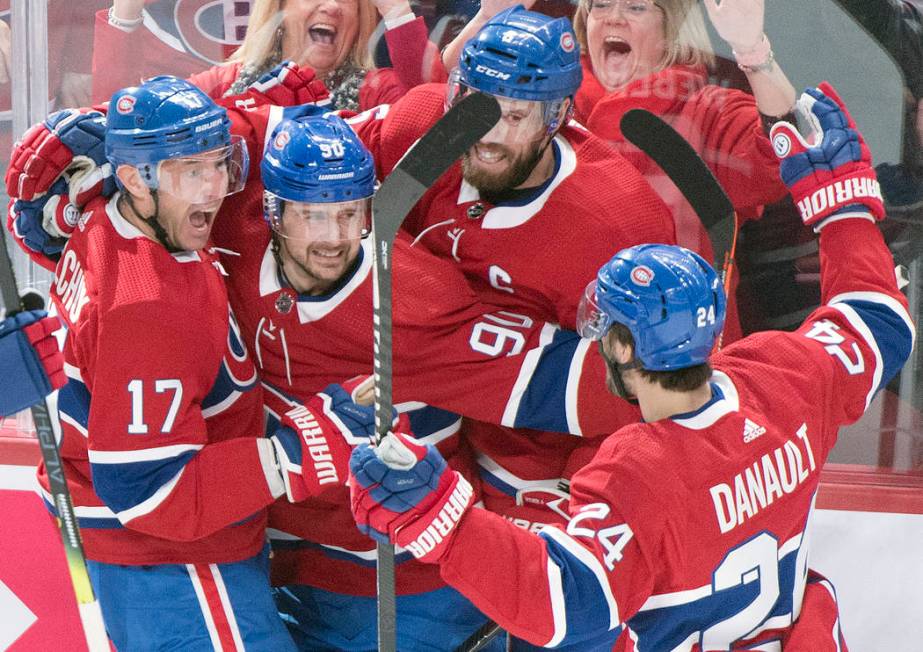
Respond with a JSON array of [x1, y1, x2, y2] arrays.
[[760, 109, 797, 137]]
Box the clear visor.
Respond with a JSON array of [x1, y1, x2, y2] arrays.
[[155, 136, 248, 204], [576, 280, 613, 341], [265, 193, 371, 243], [446, 71, 562, 143]]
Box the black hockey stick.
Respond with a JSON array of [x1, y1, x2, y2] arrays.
[[0, 235, 109, 650], [455, 620, 505, 652], [620, 108, 739, 347], [371, 91, 500, 652]]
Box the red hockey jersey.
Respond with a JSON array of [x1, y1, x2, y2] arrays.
[[211, 186, 634, 595], [349, 83, 675, 533], [438, 219, 915, 650], [573, 61, 789, 344], [42, 195, 279, 565]]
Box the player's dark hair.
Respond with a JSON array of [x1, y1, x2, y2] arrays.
[[609, 323, 712, 392]]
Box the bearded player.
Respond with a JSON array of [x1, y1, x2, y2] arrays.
[[351, 84, 915, 651]]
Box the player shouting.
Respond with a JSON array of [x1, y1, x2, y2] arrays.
[[33, 76, 384, 650], [350, 83, 915, 651], [5, 94, 644, 649]]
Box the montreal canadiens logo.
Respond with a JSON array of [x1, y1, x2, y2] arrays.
[[772, 131, 792, 158], [273, 130, 291, 150], [116, 95, 136, 115], [631, 265, 654, 287], [560, 33, 575, 53]]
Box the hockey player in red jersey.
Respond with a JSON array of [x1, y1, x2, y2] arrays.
[[350, 83, 916, 651], [3, 74, 643, 648], [43, 76, 386, 650], [211, 112, 638, 650], [346, 7, 676, 600]]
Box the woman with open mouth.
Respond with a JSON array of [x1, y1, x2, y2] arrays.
[[412, 0, 798, 345], [566, 0, 802, 346], [219, 0, 380, 110], [97, 0, 440, 112]]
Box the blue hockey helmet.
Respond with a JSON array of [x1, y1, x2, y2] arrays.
[[106, 75, 248, 199], [262, 114, 376, 240], [455, 6, 582, 103], [576, 244, 726, 370]]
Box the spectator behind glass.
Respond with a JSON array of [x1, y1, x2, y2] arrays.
[[430, 0, 795, 344], [218, 0, 380, 108], [92, 0, 434, 111], [569, 0, 796, 246]]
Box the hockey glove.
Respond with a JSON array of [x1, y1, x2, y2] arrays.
[[8, 194, 66, 258], [6, 109, 115, 259], [769, 82, 883, 231], [233, 60, 331, 108], [350, 433, 474, 564], [6, 108, 111, 201], [269, 379, 406, 502], [0, 310, 65, 417]]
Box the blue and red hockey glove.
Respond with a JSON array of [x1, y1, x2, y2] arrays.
[[350, 432, 474, 564], [0, 310, 65, 417], [227, 60, 331, 109], [6, 109, 115, 258], [769, 82, 884, 231], [6, 108, 111, 200], [268, 377, 409, 502]]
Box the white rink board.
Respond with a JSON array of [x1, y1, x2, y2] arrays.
[[809, 509, 923, 652]]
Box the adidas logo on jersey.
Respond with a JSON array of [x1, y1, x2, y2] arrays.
[[743, 418, 766, 443]]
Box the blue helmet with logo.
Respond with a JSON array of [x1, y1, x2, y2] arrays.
[[577, 244, 726, 370], [105, 76, 238, 189], [457, 5, 582, 102], [262, 114, 376, 205], [262, 115, 376, 238]]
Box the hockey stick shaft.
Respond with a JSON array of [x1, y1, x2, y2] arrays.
[[0, 236, 109, 651], [371, 91, 500, 652], [619, 108, 740, 347], [454, 620, 505, 652]]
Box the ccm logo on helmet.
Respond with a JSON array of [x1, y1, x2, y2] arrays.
[[475, 64, 511, 80], [116, 95, 136, 114], [631, 265, 654, 287]]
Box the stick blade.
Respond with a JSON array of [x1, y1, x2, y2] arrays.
[[620, 108, 736, 266], [372, 92, 501, 243]]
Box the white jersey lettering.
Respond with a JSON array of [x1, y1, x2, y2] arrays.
[[709, 423, 814, 533]]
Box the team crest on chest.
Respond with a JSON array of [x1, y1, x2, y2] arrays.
[[275, 291, 295, 314]]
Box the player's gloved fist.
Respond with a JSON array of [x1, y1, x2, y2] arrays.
[[0, 310, 65, 417], [350, 433, 474, 563], [769, 82, 883, 231], [240, 60, 331, 107], [8, 196, 67, 258], [6, 108, 109, 201], [269, 381, 387, 503], [7, 171, 88, 257]]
